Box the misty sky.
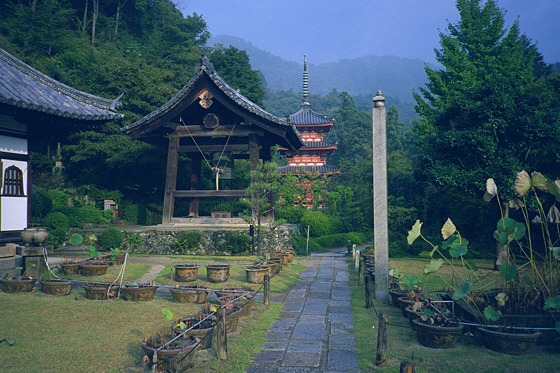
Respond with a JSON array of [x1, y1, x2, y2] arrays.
[[180, 0, 559, 65]]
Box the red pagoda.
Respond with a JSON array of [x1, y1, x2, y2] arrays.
[[278, 55, 339, 175]]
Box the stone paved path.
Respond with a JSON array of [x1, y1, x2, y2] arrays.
[[247, 251, 360, 373]]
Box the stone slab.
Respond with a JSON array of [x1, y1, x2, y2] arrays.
[[282, 352, 321, 367], [328, 334, 356, 350], [328, 313, 354, 323], [326, 350, 359, 371], [330, 322, 355, 335], [270, 319, 297, 331], [253, 350, 285, 364], [301, 303, 328, 315], [283, 303, 304, 313], [291, 323, 326, 340], [298, 315, 325, 324], [266, 331, 291, 340], [262, 341, 289, 350], [287, 340, 322, 353]]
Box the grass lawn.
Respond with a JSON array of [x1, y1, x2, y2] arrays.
[[350, 257, 560, 372], [0, 255, 304, 372]]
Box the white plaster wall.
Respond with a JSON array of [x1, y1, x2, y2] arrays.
[[1, 159, 28, 231]]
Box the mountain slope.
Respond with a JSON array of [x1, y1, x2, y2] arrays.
[[209, 35, 430, 104]]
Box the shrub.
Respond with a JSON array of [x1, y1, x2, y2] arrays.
[[293, 236, 322, 255], [314, 232, 366, 248], [98, 228, 123, 250], [122, 204, 148, 225], [31, 187, 52, 221], [43, 212, 69, 248], [171, 231, 204, 254], [275, 206, 305, 224], [223, 233, 251, 254], [301, 210, 342, 237], [47, 189, 70, 209], [52, 206, 81, 227], [78, 205, 102, 224]]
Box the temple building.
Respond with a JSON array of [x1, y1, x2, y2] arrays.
[[278, 56, 339, 206], [0, 48, 123, 240]]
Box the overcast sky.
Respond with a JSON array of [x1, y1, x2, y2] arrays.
[[179, 0, 559, 65]]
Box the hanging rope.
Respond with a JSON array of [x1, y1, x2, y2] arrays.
[[179, 117, 237, 190]]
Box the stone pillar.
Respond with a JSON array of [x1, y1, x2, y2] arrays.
[[372, 90, 389, 301]]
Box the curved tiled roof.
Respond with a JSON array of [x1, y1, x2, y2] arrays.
[[300, 141, 337, 149], [123, 54, 303, 151], [288, 106, 334, 126], [0, 48, 123, 121], [277, 165, 340, 174]]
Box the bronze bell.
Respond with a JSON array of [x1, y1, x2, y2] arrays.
[[211, 153, 234, 180]]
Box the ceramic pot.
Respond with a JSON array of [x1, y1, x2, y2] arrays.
[[172, 264, 199, 282], [40, 279, 72, 296], [478, 327, 542, 355]]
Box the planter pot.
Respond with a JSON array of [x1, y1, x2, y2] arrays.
[[447, 293, 558, 345], [172, 264, 199, 282], [121, 285, 158, 301], [413, 319, 464, 348], [223, 306, 244, 332], [60, 262, 80, 275], [389, 289, 406, 308], [170, 286, 209, 304], [287, 251, 294, 263], [274, 254, 289, 266], [83, 282, 119, 300], [79, 262, 109, 276], [113, 254, 125, 265], [142, 336, 201, 371], [366, 268, 375, 281], [268, 260, 282, 275], [404, 306, 423, 329], [245, 266, 269, 284], [219, 291, 257, 317], [206, 265, 230, 283], [40, 279, 72, 296], [398, 296, 420, 318], [478, 327, 542, 355], [0, 277, 36, 293], [173, 318, 215, 350]]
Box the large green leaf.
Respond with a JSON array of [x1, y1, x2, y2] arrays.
[[452, 281, 472, 300], [162, 308, 174, 321], [484, 306, 502, 322], [441, 218, 456, 240], [449, 241, 468, 258], [549, 181, 560, 202], [402, 274, 419, 289], [531, 172, 548, 192], [544, 295, 560, 312], [424, 259, 443, 275], [514, 170, 531, 197], [499, 263, 517, 281], [70, 233, 83, 246], [407, 220, 423, 245]]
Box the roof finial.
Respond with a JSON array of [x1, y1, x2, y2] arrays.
[[302, 54, 310, 108]]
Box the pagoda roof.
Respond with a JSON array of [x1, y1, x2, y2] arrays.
[[289, 105, 334, 126], [123, 54, 303, 151], [300, 141, 337, 149], [278, 165, 340, 174], [0, 48, 123, 122]]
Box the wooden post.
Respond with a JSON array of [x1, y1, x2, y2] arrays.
[[263, 274, 270, 306], [400, 361, 416, 373], [365, 274, 374, 308], [373, 91, 389, 301], [188, 154, 201, 217], [375, 313, 388, 365], [162, 135, 179, 223], [214, 308, 227, 360], [354, 250, 359, 272], [352, 245, 356, 260], [358, 259, 364, 286]]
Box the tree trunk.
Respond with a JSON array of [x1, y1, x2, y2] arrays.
[[82, 0, 88, 36], [91, 0, 99, 45]]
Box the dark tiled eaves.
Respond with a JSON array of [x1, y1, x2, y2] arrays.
[[278, 165, 340, 174], [0, 48, 123, 121], [289, 107, 334, 126], [300, 141, 337, 149]]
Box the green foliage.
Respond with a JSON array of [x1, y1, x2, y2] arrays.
[[31, 187, 52, 221], [52, 206, 81, 227], [221, 233, 251, 255], [78, 205, 102, 224], [43, 212, 69, 248], [274, 206, 305, 224], [300, 210, 342, 237], [98, 228, 123, 250], [293, 236, 322, 255], [313, 232, 365, 249], [47, 189, 70, 209], [171, 231, 204, 254], [122, 204, 151, 225]]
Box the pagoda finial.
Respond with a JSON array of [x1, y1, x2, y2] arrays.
[[302, 54, 310, 108]]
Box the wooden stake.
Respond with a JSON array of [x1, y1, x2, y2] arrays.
[[354, 250, 359, 272], [214, 308, 228, 360], [365, 274, 374, 308], [358, 259, 364, 286], [376, 313, 388, 365], [263, 274, 270, 306], [400, 361, 416, 373]]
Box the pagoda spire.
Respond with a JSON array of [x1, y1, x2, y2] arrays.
[[301, 54, 310, 108]]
